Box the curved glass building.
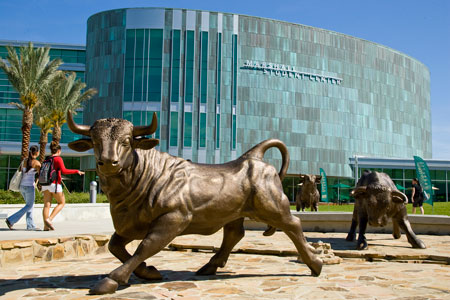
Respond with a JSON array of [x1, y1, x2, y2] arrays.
[[83, 8, 431, 183]]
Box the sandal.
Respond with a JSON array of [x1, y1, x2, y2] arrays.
[[44, 218, 55, 230], [5, 219, 13, 230]]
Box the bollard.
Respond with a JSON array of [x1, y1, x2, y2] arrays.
[[90, 181, 98, 203]]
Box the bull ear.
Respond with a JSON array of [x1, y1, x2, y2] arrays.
[[392, 190, 408, 203], [315, 176, 322, 183], [133, 138, 159, 150], [68, 139, 93, 152]]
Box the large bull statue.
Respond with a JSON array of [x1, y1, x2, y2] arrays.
[[67, 112, 322, 294], [296, 174, 321, 212], [346, 170, 426, 250]]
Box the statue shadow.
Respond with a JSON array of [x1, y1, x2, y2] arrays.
[[0, 270, 307, 296], [306, 236, 413, 250]]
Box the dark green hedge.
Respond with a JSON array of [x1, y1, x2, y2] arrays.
[[0, 189, 108, 204]]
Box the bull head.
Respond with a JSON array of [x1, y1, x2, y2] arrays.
[[67, 111, 159, 175]]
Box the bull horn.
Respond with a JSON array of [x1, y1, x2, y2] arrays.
[[67, 111, 90, 136], [351, 186, 367, 196], [133, 112, 158, 137], [392, 190, 408, 204]]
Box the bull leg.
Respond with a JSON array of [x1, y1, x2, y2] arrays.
[[196, 218, 245, 275], [271, 215, 322, 276], [346, 208, 358, 241], [392, 219, 401, 239], [356, 216, 368, 250], [89, 212, 188, 295], [108, 232, 162, 281], [397, 218, 426, 249]]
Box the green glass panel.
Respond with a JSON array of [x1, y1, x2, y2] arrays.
[[171, 30, 181, 103], [184, 112, 192, 147], [184, 30, 195, 104], [133, 111, 141, 125], [149, 29, 163, 102], [170, 111, 178, 147], [430, 170, 446, 180], [232, 114, 237, 150], [404, 169, 415, 180], [391, 169, 403, 179], [123, 111, 132, 121], [216, 33, 222, 105], [232, 34, 238, 106], [124, 29, 135, 102], [216, 114, 220, 149], [133, 29, 145, 102], [200, 32, 208, 104], [199, 113, 206, 148], [143, 29, 150, 101]]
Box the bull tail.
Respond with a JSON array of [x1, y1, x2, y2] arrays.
[[243, 139, 290, 238], [242, 139, 290, 180]]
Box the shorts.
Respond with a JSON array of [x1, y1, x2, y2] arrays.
[[412, 198, 423, 207], [41, 183, 63, 193]]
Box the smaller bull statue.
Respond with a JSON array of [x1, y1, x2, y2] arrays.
[[296, 174, 321, 212], [346, 170, 426, 250], [67, 112, 322, 295]]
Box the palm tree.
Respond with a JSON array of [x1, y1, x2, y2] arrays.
[[42, 71, 97, 147], [0, 42, 62, 160], [33, 103, 53, 162]]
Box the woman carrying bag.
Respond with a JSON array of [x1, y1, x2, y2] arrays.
[[5, 145, 41, 231]]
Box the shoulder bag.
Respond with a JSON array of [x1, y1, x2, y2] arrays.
[[8, 161, 24, 192]]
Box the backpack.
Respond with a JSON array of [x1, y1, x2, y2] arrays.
[[38, 156, 58, 187]]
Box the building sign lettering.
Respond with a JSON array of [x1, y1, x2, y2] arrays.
[[242, 60, 342, 85]]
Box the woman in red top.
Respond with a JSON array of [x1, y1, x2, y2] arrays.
[[42, 142, 84, 230]]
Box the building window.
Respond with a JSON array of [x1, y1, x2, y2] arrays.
[[124, 29, 163, 103], [169, 29, 181, 148], [183, 30, 195, 148], [215, 32, 222, 149], [198, 31, 208, 149], [231, 34, 238, 150]]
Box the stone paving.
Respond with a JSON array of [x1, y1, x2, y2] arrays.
[[1, 230, 450, 299]]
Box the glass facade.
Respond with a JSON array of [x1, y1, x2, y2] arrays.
[[81, 8, 439, 199]]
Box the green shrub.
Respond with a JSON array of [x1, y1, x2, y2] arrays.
[[0, 189, 108, 204]]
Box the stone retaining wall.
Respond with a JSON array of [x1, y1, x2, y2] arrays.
[[0, 235, 112, 268]]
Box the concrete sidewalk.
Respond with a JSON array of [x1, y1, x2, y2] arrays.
[[0, 218, 114, 241]]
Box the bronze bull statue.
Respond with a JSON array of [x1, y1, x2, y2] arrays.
[[296, 174, 321, 212], [346, 170, 426, 250], [67, 112, 322, 295]]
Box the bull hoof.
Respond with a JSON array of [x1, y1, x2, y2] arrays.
[[411, 239, 426, 249], [356, 240, 368, 250], [310, 257, 323, 277], [263, 226, 276, 236], [196, 264, 218, 276], [392, 232, 401, 239], [89, 277, 119, 295], [134, 264, 162, 280], [345, 233, 355, 242]]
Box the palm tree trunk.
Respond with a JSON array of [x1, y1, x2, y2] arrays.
[[21, 108, 33, 161], [52, 125, 62, 147], [38, 130, 49, 162]]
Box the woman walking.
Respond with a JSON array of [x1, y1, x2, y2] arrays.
[[42, 141, 84, 230], [411, 178, 425, 215], [5, 145, 41, 230]]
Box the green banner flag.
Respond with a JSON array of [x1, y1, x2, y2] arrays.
[[319, 168, 328, 203], [413, 156, 433, 206]]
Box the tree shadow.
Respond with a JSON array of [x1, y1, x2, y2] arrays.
[[0, 270, 307, 296]]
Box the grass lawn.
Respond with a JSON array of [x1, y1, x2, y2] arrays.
[[291, 201, 450, 216]]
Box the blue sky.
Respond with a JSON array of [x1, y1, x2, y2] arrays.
[[1, 0, 449, 159]]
